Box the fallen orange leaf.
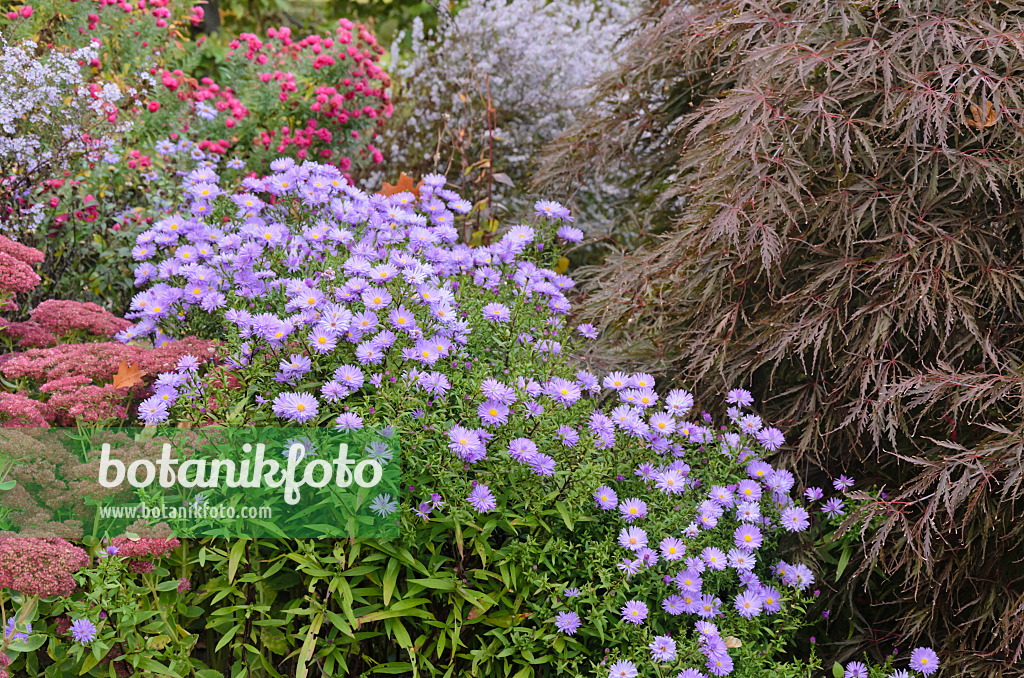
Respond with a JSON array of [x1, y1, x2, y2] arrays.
[[112, 360, 146, 389], [965, 99, 998, 129], [378, 173, 424, 200]]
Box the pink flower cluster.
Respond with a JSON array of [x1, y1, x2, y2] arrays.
[[109, 535, 181, 573], [0, 392, 53, 427], [0, 320, 55, 348], [0, 538, 89, 597], [0, 235, 44, 305], [1, 337, 216, 424], [30, 300, 132, 339]]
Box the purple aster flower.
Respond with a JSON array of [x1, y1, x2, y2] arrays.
[[726, 388, 754, 407], [507, 438, 538, 463], [617, 557, 641, 576], [545, 378, 581, 406], [780, 506, 811, 532], [618, 526, 648, 551], [448, 426, 486, 463], [620, 600, 648, 625], [650, 635, 677, 662], [747, 460, 773, 480], [420, 371, 452, 397], [706, 653, 734, 677], [554, 611, 581, 635], [138, 397, 170, 425], [619, 498, 647, 522], [833, 475, 855, 491], [481, 378, 516, 404], [844, 662, 868, 678], [654, 470, 686, 495], [594, 486, 618, 510], [734, 524, 763, 550], [564, 587, 580, 597], [650, 412, 676, 436], [662, 594, 686, 615], [482, 303, 511, 322], [4, 618, 30, 642], [757, 426, 785, 450], [279, 354, 312, 378], [660, 537, 686, 561], [739, 413, 762, 435], [333, 365, 364, 390], [804, 486, 824, 501], [736, 479, 762, 502], [702, 547, 727, 570], [909, 647, 939, 675], [334, 412, 364, 431], [603, 372, 631, 390], [696, 594, 721, 619], [307, 326, 338, 353], [822, 497, 845, 517], [272, 392, 319, 423], [710, 485, 735, 507], [608, 660, 638, 678], [477, 400, 510, 426], [176, 355, 201, 372], [735, 589, 763, 618], [528, 453, 556, 476], [675, 569, 702, 592], [760, 586, 782, 613], [467, 484, 497, 513], [576, 323, 598, 339], [69, 619, 97, 644], [556, 425, 580, 447]]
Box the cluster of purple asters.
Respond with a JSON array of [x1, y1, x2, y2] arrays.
[[115, 159, 935, 678]]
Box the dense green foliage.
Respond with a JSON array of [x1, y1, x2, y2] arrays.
[[539, 0, 1024, 672]]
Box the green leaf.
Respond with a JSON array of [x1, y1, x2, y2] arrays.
[[836, 546, 851, 581], [554, 501, 574, 531], [228, 539, 246, 583], [7, 635, 46, 652], [833, 662, 845, 678], [383, 557, 399, 606]]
